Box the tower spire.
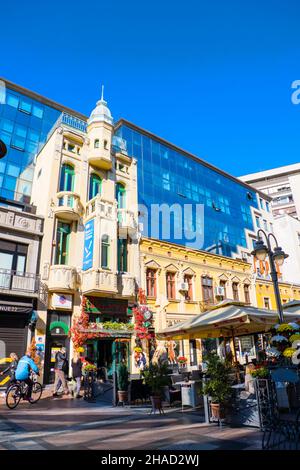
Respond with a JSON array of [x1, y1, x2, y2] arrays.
[[101, 84, 104, 101]]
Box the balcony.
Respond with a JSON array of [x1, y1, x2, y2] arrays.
[[85, 195, 116, 220], [87, 150, 112, 170], [54, 191, 81, 221], [0, 269, 40, 296], [81, 269, 118, 295], [48, 265, 78, 292], [117, 273, 136, 297], [117, 209, 138, 238]]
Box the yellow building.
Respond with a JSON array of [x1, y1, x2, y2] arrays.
[[140, 237, 255, 366]]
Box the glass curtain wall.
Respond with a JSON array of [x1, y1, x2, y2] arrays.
[[114, 125, 258, 256]]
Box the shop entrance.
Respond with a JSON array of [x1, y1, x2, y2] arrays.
[[44, 336, 70, 384], [86, 339, 130, 380]]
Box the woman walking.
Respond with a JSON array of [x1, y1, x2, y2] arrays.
[[71, 352, 83, 398]]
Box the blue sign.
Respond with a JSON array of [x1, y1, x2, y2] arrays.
[[83, 219, 94, 271]]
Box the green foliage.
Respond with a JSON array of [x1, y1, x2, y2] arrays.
[[102, 321, 134, 331], [117, 362, 129, 391], [202, 353, 233, 405], [250, 366, 269, 378], [141, 363, 170, 396]]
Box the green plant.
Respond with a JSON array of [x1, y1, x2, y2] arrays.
[[117, 362, 129, 391], [250, 366, 269, 378], [141, 363, 170, 396], [202, 353, 233, 405], [102, 321, 134, 331]]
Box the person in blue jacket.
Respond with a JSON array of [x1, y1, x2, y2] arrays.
[[15, 349, 39, 401]]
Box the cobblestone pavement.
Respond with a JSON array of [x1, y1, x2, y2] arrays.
[[0, 390, 263, 450]]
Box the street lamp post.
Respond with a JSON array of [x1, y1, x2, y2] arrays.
[[251, 229, 289, 324]]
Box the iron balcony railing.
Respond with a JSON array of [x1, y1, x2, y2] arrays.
[[0, 269, 40, 293]]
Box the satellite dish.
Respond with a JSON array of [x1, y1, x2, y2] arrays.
[[0, 140, 7, 159]]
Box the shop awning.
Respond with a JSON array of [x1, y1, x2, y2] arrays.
[[0, 300, 33, 314], [157, 300, 300, 340]]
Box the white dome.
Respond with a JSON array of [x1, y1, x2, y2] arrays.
[[88, 87, 113, 126]]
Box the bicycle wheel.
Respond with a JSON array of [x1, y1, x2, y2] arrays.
[[30, 382, 43, 403], [6, 384, 22, 409]]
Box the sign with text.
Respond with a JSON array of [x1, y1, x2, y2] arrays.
[[83, 219, 94, 271]]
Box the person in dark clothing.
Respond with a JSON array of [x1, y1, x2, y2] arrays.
[[53, 347, 69, 397], [0, 353, 18, 383], [71, 352, 82, 398]]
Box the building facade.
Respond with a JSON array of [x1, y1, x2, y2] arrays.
[[31, 94, 139, 383], [1, 79, 275, 263], [0, 78, 85, 205], [0, 202, 43, 366], [240, 164, 300, 284], [114, 120, 274, 260], [140, 237, 255, 367], [255, 277, 300, 310], [240, 163, 300, 220]]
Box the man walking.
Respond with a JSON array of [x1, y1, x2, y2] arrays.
[[53, 346, 69, 397]]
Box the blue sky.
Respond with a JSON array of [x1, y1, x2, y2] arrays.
[[1, 0, 300, 176]]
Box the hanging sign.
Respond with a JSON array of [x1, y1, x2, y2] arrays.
[[83, 218, 94, 271], [52, 294, 73, 310]]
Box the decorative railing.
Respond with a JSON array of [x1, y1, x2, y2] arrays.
[[48, 265, 78, 291], [0, 269, 40, 293], [81, 269, 118, 294], [85, 195, 116, 219], [117, 208, 137, 230], [117, 273, 136, 297], [47, 112, 87, 141]]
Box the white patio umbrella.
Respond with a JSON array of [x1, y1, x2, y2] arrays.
[[157, 300, 300, 341]]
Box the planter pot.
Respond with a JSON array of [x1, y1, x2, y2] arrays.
[[210, 402, 226, 420], [117, 390, 128, 404], [150, 395, 162, 410]]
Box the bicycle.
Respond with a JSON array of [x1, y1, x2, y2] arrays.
[[5, 373, 43, 409]]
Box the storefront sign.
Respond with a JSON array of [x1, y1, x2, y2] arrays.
[[83, 219, 94, 271], [52, 294, 72, 310], [0, 302, 32, 314]]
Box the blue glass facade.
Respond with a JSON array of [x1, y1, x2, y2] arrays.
[[0, 86, 61, 203], [114, 124, 258, 256], [0, 82, 260, 258]]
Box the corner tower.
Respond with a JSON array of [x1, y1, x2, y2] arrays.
[[87, 86, 114, 170]]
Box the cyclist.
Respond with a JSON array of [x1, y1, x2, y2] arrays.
[[15, 349, 39, 402], [0, 352, 18, 383]]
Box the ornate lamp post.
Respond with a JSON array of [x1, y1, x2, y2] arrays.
[[0, 139, 7, 159], [251, 229, 288, 324]]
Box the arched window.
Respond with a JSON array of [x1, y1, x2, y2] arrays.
[[101, 235, 110, 269], [89, 174, 102, 200], [116, 183, 126, 209], [59, 164, 75, 192], [117, 238, 128, 272], [94, 139, 99, 149]]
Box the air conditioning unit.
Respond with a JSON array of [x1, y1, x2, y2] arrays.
[[179, 282, 189, 291], [215, 286, 225, 297]]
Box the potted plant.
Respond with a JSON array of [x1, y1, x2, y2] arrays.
[[178, 356, 188, 367], [141, 363, 170, 411], [117, 362, 129, 404], [202, 353, 233, 421]]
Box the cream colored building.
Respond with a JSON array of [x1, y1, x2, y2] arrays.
[[31, 93, 139, 383]]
